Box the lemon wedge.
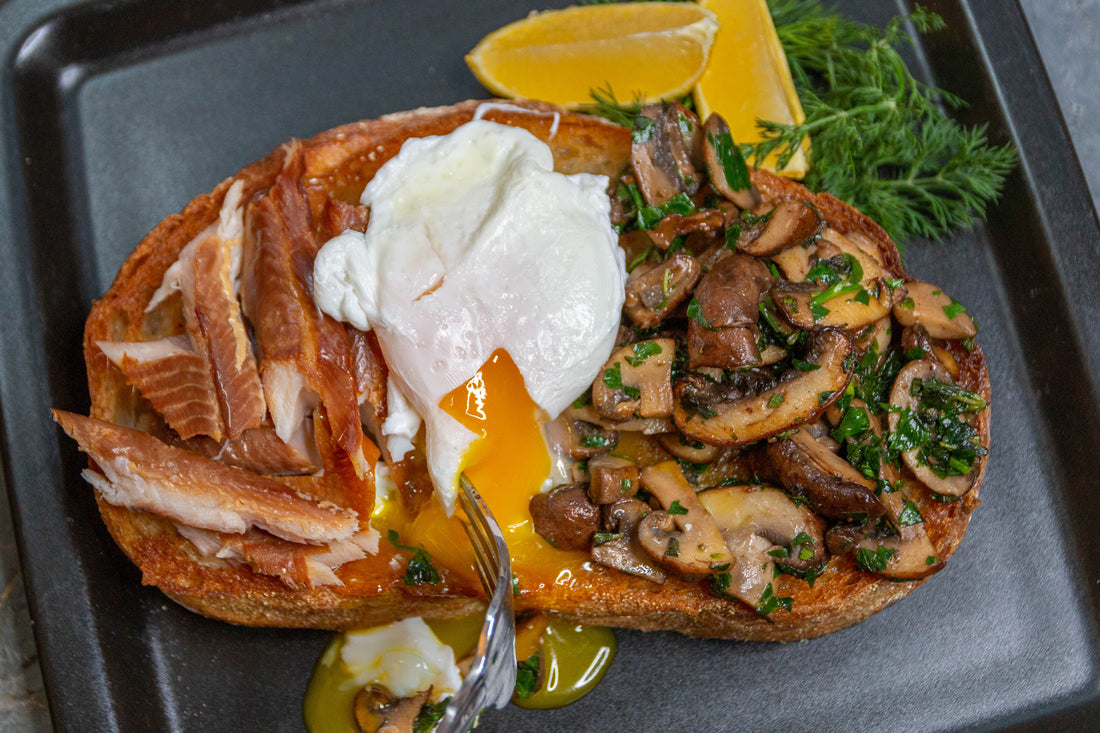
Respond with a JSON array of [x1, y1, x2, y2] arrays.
[[466, 3, 719, 108], [694, 0, 809, 177]]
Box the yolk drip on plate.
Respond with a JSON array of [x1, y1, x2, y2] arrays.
[[439, 349, 589, 587]]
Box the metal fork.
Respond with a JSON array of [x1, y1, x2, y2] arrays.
[[437, 474, 516, 732]]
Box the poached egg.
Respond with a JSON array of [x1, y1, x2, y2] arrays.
[[313, 116, 624, 547]]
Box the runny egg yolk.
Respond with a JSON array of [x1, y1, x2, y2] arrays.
[[438, 349, 589, 586]]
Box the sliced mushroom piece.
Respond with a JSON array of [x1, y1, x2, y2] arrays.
[[893, 280, 977, 339], [771, 276, 907, 332], [674, 329, 855, 446], [857, 488, 944, 580], [591, 498, 668, 584], [636, 461, 731, 579], [820, 228, 893, 280], [758, 344, 787, 366], [771, 240, 816, 282], [587, 454, 641, 504], [530, 484, 601, 551], [900, 324, 960, 377], [702, 113, 761, 210], [657, 432, 721, 463], [354, 685, 430, 733], [646, 209, 726, 249], [688, 254, 774, 370], [761, 427, 885, 523], [736, 199, 824, 257], [592, 338, 675, 421], [631, 103, 703, 207], [888, 359, 983, 497], [624, 253, 702, 328], [562, 402, 673, 436], [560, 417, 619, 460], [850, 316, 893, 362], [699, 484, 825, 609]]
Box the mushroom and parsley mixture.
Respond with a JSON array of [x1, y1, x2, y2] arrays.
[[530, 102, 990, 615]]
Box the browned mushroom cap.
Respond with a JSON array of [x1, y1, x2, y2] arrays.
[[645, 208, 726, 249], [702, 113, 761, 210], [623, 252, 702, 328], [592, 338, 675, 421], [674, 329, 855, 446], [735, 200, 824, 257], [771, 276, 907, 332], [631, 103, 704, 206], [698, 484, 825, 608], [529, 484, 601, 551], [888, 359, 980, 497], [688, 254, 774, 370], [761, 427, 885, 523], [586, 454, 641, 504], [893, 280, 977, 339], [636, 461, 731, 579], [354, 685, 430, 733], [591, 498, 668, 584]]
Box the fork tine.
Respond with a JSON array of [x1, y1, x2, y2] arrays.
[[436, 473, 516, 733]]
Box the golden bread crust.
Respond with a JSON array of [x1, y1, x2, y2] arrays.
[[80, 100, 988, 640]]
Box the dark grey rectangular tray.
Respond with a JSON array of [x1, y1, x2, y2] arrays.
[[1, 0, 1098, 730]]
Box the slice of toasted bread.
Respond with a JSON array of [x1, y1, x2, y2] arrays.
[[70, 100, 988, 641]]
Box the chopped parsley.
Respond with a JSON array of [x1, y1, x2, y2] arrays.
[[898, 500, 924, 526], [888, 377, 988, 478], [626, 341, 663, 366], [387, 530, 441, 586], [706, 129, 751, 191], [667, 499, 689, 515], [686, 297, 716, 330], [579, 432, 613, 449], [631, 114, 655, 143], [514, 654, 541, 700], [767, 392, 786, 408], [941, 297, 968, 316], [855, 545, 895, 573], [603, 362, 640, 399], [592, 532, 622, 547], [413, 697, 450, 733], [756, 583, 794, 615]]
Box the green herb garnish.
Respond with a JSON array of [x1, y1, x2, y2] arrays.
[[752, 1, 1017, 244], [667, 499, 689, 515], [387, 530, 441, 586], [413, 697, 450, 733], [855, 545, 895, 573], [514, 654, 541, 699]]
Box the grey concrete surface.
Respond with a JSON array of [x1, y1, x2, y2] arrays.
[[0, 1, 1097, 731]]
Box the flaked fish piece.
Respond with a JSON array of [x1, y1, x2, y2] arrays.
[[175, 524, 372, 589], [53, 410, 358, 544], [137, 180, 266, 440], [97, 337, 221, 441], [174, 424, 318, 476], [348, 327, 389, 456], [241, 143, 371, 478]]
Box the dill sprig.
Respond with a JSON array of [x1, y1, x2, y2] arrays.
[[754, 0, 1017, 244], [583, 0, 1017, 246]]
